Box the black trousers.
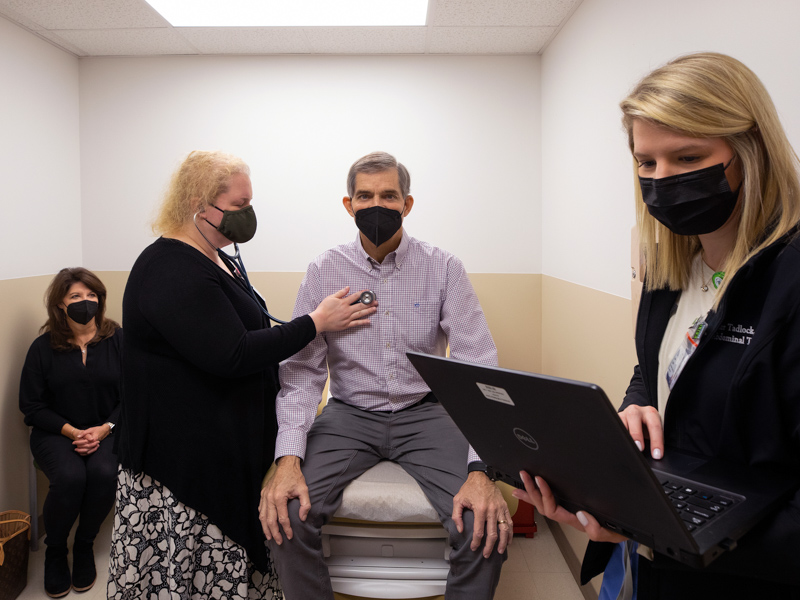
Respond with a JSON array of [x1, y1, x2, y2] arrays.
[[30, 428, 118, 548]]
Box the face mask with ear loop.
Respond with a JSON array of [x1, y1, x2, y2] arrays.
[[639, 158, 741, 236], [193, 211, 289, 325]]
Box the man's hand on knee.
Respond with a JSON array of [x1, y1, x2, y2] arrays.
[[259, 455, 311, 545], [452, 472, 513, 558]]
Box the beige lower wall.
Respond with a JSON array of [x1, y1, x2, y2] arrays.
[[0, 269, 631, 597], [0, 275, 64, 516], [542, 276, 637, 409]]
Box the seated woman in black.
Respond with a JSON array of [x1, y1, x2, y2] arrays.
[[514, 52, 800, 598], [19, 267, 122, 598]]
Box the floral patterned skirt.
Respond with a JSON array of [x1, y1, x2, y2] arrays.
[[107, 467, 282, 600]]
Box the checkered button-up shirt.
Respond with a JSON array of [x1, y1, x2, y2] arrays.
[[275, 231, 498, 463]]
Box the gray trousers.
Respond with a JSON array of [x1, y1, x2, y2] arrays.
[[268, 398, 506, 600]]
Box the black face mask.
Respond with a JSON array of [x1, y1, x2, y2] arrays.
[[639, 159, 740, 236], [66, 300, 98, 325], [355, 205, 403, 247], [208, 204, 257, 244]]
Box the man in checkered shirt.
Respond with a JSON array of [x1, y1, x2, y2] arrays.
[[261, 151, 510, 599]]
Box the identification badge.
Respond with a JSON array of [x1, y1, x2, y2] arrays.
[[665, 316, 707, 391]]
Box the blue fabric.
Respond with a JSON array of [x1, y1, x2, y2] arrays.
[[599, 541, 639, 600]]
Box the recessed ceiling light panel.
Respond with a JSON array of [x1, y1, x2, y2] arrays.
[[145, 0, 429, 27]]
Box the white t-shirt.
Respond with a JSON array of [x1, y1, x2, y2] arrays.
[[656, 254, 720, 420]]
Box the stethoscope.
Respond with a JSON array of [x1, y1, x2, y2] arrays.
[[216, 242, 291, 325], [194, 213, 376, 326]]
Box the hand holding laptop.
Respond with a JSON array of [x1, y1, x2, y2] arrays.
[[512, 399, 663, 544], [619, 404, 664, 461], [406, 351, 798, 570], [513, 471, 627, 544]]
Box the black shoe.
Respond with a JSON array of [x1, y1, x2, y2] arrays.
[[71, 540, 96, 593], [44, 544, 71, 598]]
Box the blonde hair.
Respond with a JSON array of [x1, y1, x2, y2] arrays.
[[153, 151, 250, 236], [621, 52, 800, 298]]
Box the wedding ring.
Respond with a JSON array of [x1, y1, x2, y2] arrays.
[[498, 520, 508, 524]]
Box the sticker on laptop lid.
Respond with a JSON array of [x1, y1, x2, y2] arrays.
[[476, 382, 515, 406]]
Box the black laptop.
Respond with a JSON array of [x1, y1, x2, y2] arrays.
[[406, 351, 798, 568]]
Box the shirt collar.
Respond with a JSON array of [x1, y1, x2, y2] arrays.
[[354, 229, 410, 269]]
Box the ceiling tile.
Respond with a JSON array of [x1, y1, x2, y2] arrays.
[[429, 26, 553, 54], [55, 28, 197, 56], [178, 27, 311, 54], [0, 0, 167, 30], [34, 29, 89, 56], [432, 0, 582, 28], [305, 27, 427, 54], [0, 3, 43, 30]]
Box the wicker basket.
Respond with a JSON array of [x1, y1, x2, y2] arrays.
[[0, 511, 30, 600]]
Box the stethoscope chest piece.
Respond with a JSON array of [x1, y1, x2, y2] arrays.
[[354, 290, 376, 306]]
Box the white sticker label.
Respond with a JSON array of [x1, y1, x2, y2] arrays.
[[476, 382, 515, 406]]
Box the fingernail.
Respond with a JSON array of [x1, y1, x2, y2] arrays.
[[534, 476, 542, 487], [576, 511, 589, 527], [652, 448, 663, 459], [635, 440, 643, 451]]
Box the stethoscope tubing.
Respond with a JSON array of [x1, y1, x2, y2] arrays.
[[196, 215, 376, 325], [218, 243, 290, 325]]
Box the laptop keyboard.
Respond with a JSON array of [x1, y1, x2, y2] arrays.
[[660, 478, 739, 532]]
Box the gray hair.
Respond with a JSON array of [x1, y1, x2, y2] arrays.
[[346, 151, 411, 199]]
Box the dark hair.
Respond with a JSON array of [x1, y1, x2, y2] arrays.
[[41, 268, 120, 351]]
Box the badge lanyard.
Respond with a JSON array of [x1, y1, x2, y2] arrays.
[[665, 316, 709, 391], [665, 266, 725, 391]]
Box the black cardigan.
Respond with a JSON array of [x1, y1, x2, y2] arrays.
[[20, 330, 122, 433], [583, 231, 800, 595], [116, 237, 316, 571]]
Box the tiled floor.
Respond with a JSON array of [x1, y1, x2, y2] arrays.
[[18, 515, 584, 600], [495, 517, 585, 600]]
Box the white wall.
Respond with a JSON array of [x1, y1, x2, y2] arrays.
[[79, 55, 541, 275], [541, 0, 800, 299], [0, 17, 81, 515], [0, 16, 82, 280]]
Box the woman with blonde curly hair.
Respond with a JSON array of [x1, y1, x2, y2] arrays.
[[516, 53, 800, 598], [108, 151, 377, 599]]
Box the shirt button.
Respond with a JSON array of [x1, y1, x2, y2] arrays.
[[385, 311, 390, 316], [386, 343, 391, 348], [382, 278, 388, 283]]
